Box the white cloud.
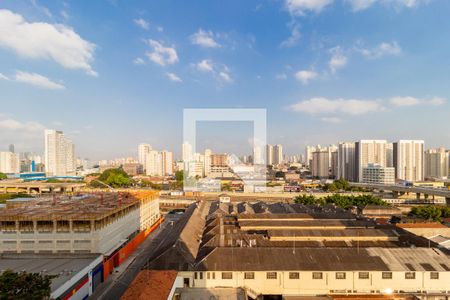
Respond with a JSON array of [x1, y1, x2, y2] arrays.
[[219, 71, 232, 83], [390, 96, 446, 106], [290, 97, 384, 115], [145, 39, 178, 66], [294, 70, 318, 84], [329, 47, 348, 73], [357, 41, 402, 59], [346, 0, 430, 11], [166, 72, 182, 82], [0, 117, 44, 132], [133, 57, 146, 65], [194, 59, 232, 83], [320, 117, 342, 123], [0, 9, 97, 76], [14, 71, 65, 90], [280, 22, 301, 48], [196, 59, 214, 72], [190, 29, 220, 48], [134, 18, 149, 30], [157, 26, 164, 32], [0, 73, 9, 80], [285, 0, 334, 15]]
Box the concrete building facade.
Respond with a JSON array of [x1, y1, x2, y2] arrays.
[[393, 140, 424, 182]]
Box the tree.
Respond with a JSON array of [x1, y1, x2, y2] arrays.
[[175, 170, 184, 182], [409, 206, 450, 222], [90, 168, 132, 188], [0, 270, 54, 299], [0, 172, 6, 180]]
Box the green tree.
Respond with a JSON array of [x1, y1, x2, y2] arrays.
[[0, 172, 7, 180], [0, 270, 55, 299], [175, 170, 184, 182], [90, 168, 132, 188], [409, 206, 450, 222]]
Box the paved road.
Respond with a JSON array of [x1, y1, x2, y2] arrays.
[[92, 214, 182, 300]]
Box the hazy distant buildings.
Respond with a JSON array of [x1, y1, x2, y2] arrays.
[[44, 129, 75, 176], [425, 148, 449, 179], [266, 144, 273, 165], [273, 144, 283, 165], [393, 140, 424, 182], [0, 151, 20, 174], [145, 149, 174, 176], [337, 142, 356, 182], [138, 143, 152, 172], [8, 144, 14, 153]]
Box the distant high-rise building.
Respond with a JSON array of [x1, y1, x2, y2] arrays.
[[273, 144, 283, 165], [8, 144, 14, 153], [312, 149, 329, 178], [266, 145, 273, 165], [161, 150, 174, 176], [145, 150, 163, 176], [44, 129, 75, 176], [0, 152, 20, 174], [425, 148, 449, 179], [330, 151, 338, 179], [337, 142, 356, 182], [355, 140, 389, 182], [393, 140, 424, 182], [138, 143, 152, 171], [204, 149, 212, 176]]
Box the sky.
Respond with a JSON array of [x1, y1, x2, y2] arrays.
[[0, 0, 449, 160]]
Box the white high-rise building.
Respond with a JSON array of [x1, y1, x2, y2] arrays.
[[44, 130, 75, 176], [337, 142, 356, 182], [146, 150, 163, 176], [362, 164, 395, 185], [273, 144, 283, 165], [161, 150, 174, 176], [312, 149, 329, 178], [425, 148, 449, 179], [393, 140, 424, 182], [355, 140, 389, 182], [0, 152, 20, 174], [204, 149, 212, 176], [138, 143, 152, 171], [266, 145, 273, 165]]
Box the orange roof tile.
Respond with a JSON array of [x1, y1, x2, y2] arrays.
[[121, 270, 178, 300]]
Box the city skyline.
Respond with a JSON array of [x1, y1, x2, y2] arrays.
[[1, 1, 450, 160]]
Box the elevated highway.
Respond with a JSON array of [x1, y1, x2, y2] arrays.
[[349, 182, 450, 205]]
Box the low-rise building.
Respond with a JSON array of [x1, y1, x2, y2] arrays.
[[362, 164, 395, 184]]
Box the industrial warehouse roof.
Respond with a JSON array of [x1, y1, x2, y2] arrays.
[[146, 200, 450, 273], [121, 270, 178, 300], [0, 254, 101, 292], [196, 247, 450, 272], [0, 191, 158, 221]]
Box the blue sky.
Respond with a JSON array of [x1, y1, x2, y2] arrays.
[[0, 0, 449, 160]]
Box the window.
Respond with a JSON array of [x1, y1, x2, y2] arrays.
[[212, 272, 215, 279], [405, 272, 415, 279], [222, 272, 232, 279], [194, 272, 198, 280], [336, 272, 346, 280], [199, 272, 203, 280], [207, 272, 210, 279], [289, 272, 300, 279], [430, 272, 439, 280], [266, 272, 277, 279], [359, 272, 369, 279], [312, 272, 323, 279], [382, 272, 392, 279], [244, 272, 255, 279]]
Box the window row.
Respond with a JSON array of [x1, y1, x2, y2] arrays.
[[194, 271, 439, 280]]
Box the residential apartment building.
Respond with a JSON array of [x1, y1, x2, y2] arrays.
[[273, 144, 283, 165], [393, 140, 424, 182], [138, 143, 152, 172], [337, 142, 356, 182], [312, 149, 329, 178], [362, 163, 395, 185], [355, 140, 389, 182], [0, 151, 20, 174], [44, 129, 76, 176], [425, 148, 449, 179]]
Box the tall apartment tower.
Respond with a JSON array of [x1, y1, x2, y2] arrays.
[[0, 152, 20, 174], [138, 143, 152, 171], [266, 144, 273, 165], [337, 142, 356, 182], [425, 148, 449, 179], [44, 129, 75, 176], [355, 140, 389, 182], [273, 144, 283, 165], [161, 150, 174, 176], [312, 149, 329, 178], [393, 140, 424, 182]]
